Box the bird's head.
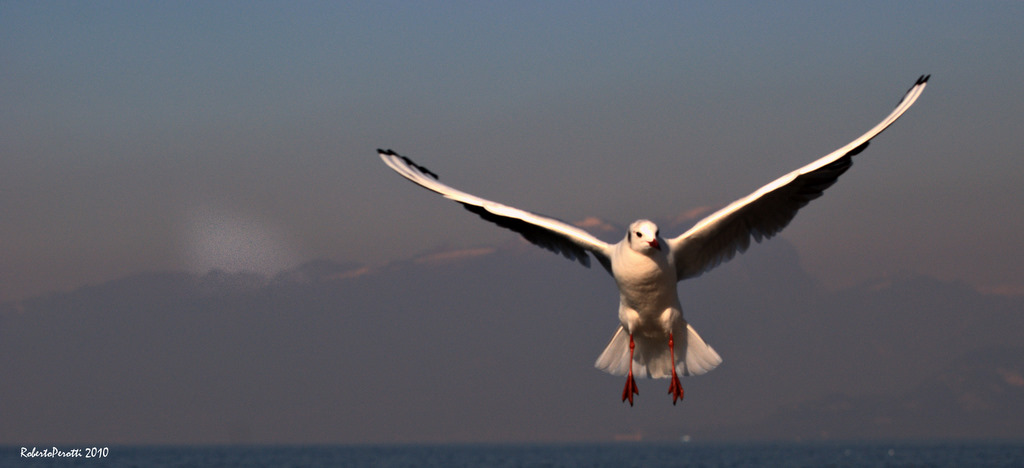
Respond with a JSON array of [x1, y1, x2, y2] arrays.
[[627, 219, 662, 253]]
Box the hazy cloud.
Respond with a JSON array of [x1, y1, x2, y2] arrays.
[[179, 204, 301, 275]]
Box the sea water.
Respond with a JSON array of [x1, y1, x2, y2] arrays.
[[8, 441, 1024, 467]]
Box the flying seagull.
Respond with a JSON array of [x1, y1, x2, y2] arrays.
[[379, 75, 929, 405]]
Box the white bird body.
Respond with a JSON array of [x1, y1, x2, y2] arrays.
[[591, 221, 723, 404], [378, 75, 928, 405]]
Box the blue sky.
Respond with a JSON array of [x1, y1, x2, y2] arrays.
[[2, 1, 1023, 300]]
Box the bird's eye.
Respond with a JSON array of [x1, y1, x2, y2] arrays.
[[636, 232, 643, 238]]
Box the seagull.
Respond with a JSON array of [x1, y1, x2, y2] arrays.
[[379, 75, 929, 405]]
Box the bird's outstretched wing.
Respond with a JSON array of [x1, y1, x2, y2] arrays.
[[379, 149, 613, 271], [668, 75, 929, 280]]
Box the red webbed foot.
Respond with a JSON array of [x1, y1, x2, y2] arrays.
[[622, 372, 639, 406], [667, 332, 684, 405], [668, 372, 684, 405], [621, 333, 639, 406]]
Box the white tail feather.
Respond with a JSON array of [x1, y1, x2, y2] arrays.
[[594, 322, 722, 378]]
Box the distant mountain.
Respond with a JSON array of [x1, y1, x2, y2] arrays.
[[272, 258, 369, 283], [707, 346, 1024, 441], [1, 238, 1022, 444]]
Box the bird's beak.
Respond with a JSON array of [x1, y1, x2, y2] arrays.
[[648, 239, 660, 251]]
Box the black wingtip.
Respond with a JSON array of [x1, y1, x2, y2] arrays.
[[908, 75, 929, 92], [899, 75, 930, 104], [380, 148, 439, 180]]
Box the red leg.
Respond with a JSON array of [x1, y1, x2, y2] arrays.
[[667, 333, 684, 405], [621, 334, 639, 406]]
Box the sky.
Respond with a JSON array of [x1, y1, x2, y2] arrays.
[[3, 1, 1023, 302]]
